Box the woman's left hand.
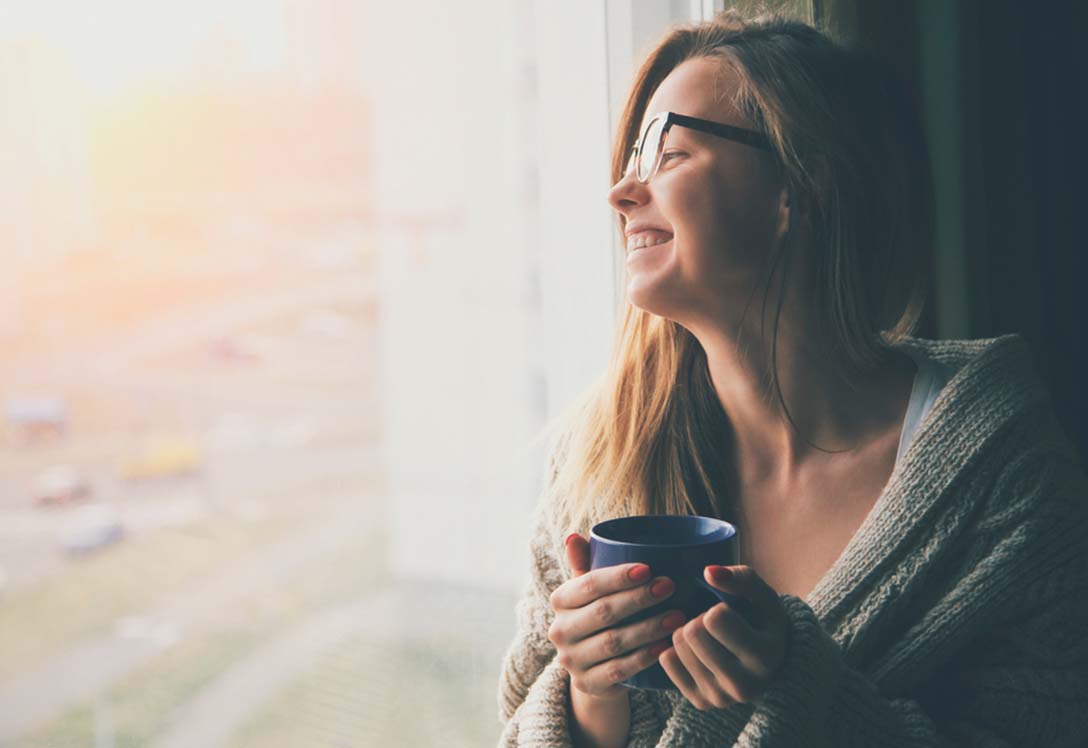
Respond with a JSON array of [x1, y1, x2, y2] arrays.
[[658, 565, 790, 710]]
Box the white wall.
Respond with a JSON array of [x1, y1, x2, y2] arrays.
[[367, 0, 702, 593], [365, 0, 543, 592]]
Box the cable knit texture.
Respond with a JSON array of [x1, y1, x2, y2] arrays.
[[496, 334, 1088, 747]]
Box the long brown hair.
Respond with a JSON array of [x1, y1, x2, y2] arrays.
[[540, 9, 933, 535]]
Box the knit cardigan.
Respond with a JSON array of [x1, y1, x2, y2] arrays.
[[496, 334, 1088, 747]]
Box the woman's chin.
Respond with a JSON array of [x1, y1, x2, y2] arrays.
[[626, 281, 675, 318], [625, 250, 685, 316]]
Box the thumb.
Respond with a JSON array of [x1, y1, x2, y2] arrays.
[[564, 532, 590, 577]]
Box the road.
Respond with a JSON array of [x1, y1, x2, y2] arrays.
[[0, 265, 387, 743], [0, 484, 379, 745]]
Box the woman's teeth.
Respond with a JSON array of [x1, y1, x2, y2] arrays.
[[626, 233, 672, 252]]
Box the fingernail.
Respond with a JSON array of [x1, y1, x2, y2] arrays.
[[709, 565, 732, 581], [650, 578, 674, 598], [628, 565, 651, 582], [661, 612, 686, 631], [564, 532, 579, 547]]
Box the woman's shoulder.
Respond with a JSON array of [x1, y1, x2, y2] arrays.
[[893, 333, 1083, 482], [891, 332, 1034, 380], [891, 333, 1053, 418]]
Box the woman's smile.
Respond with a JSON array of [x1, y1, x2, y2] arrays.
[[626, 229, 674, 265], [626, 237, 672, 264]]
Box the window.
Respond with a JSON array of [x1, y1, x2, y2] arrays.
[[0, 2, 809, 746]]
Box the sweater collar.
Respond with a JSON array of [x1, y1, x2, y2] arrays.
[[804, 333, 1049, 630]]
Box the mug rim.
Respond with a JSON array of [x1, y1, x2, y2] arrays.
[[589, 514, 736, 549]]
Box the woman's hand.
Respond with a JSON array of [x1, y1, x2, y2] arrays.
[[658, 565, 790, 710], [547, 533, 689, 701]]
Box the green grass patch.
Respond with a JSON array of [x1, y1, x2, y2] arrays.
[[17, 519, 388, 747], [20, 629, 255, 748], [0, 512, 297, 682], [233, 630, 499, 748]]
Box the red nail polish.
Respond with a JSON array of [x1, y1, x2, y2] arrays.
[[710, 566, 732, 581], [564, 532, 579, 547]]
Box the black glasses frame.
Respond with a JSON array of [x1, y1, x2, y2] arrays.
[[626, 111, 773, 184]]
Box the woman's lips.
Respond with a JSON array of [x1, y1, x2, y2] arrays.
[[626, 230, 673, 253], [626, 237, 672, 263]]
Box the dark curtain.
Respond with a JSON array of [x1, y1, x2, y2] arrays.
[[814, 0, 1088, 465]]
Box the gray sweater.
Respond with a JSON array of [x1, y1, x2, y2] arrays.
[[497, 334, 1088, 747]]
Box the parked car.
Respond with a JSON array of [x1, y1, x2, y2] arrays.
[[59, 503, 125, 556], [120, 436, 202, 481], [32, 465, 92, 506], [6, 395, 67, 445]]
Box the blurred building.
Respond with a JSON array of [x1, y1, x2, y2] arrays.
[[0, 37, 95, 264]]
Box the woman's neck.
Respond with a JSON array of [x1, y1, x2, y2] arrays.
[[695, 323, 916, 492]]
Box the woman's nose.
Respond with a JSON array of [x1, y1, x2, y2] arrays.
[[607, 170, 650, 212]]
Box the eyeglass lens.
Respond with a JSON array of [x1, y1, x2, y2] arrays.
[[637, 116, 667, 182]]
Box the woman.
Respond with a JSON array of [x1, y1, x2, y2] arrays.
[[498, 10, 1088, 748]]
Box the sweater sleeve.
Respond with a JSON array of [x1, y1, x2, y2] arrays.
[[496, 503, 668, 747]]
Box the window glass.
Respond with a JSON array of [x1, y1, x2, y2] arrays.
[[0, 2, 817, 746], [0, 2, 541, 745]]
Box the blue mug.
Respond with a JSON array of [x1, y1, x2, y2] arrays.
[[588, 514, 752, 691]]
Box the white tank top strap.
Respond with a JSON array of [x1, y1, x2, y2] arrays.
[[895, 348, 953, 466]]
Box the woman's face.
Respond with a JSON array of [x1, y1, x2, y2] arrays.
[[608, 57, 791, 331]]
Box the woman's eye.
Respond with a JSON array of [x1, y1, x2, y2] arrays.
[[660, 151, 684, 163]]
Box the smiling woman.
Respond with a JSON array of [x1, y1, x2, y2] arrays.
[[498, 9, 1088, 748]]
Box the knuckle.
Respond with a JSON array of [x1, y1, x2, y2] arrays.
[[603, 628, 625, 657], [556, 650, 573, 670], [547, 621, 563, 646], [580, 574, 600, 599], [605, 660, 627, 686], [593, 599, 616, 627]]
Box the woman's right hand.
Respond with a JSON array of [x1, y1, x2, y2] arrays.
[[548, 532, 688, 700]]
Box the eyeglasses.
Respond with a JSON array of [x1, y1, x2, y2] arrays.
[[624, 111, 773, 184]]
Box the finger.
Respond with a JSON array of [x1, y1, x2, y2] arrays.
[[701, 602, 767, 675], [577, 638, 672, 693], [659, 647, 705, 709], [672, 626, 722, 707], [706, 565, 780, 625], [686, 616, 760, 703], [550, 560, 662, 611], [549, 572, 677, 648], [565, 533, 591, 577], [571, 576, 677, 644], [566, 608, 686, 667]]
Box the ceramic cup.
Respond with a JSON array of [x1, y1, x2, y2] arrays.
[[588, 514, 751, 691]]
